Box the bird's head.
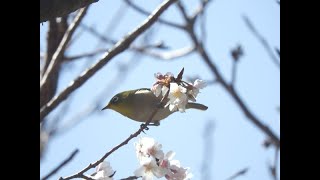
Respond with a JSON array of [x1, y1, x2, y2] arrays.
[[102, 90, 135, 117]]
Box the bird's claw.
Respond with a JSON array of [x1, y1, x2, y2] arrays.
[[140, 121, 160, 133], [140, 124, 149, 134]]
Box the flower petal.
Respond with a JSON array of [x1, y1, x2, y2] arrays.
[[193, 79, 206, 89]]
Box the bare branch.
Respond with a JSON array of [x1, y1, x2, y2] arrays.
[[242, 15, 280, 68], [66, 24, 85, 49], [103, 2, 129, 37], [40, 0, 177, 121], [269, 147, 280, 180], [81, 22, 192, 60], [40, 18, 68, 108], [199, 5, 208, 45], [41, 7, 89, 92], [226, 167, 249, 180], [40, 0, 98, 23], [120, 176, 140, 180], [41, 149, 79, 180], [124, 0, 184, 30], [175, 3, 280, 148], [176, 1, 190, 22], [64, 48, 107, 61], [190, 0, 211, 21], [135, 46, 195, 60]]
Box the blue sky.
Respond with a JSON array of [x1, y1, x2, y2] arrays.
[[40, 0, 279, 179]]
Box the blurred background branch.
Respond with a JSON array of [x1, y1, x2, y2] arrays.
[[243, 15, 280, 68], [226, 167, 249, 180], [41, 149, 79, 180]]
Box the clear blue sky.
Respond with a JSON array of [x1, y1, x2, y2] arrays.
[[40, 0, 280, 179]]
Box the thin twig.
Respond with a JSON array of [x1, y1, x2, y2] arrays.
[[124, 0, 184, 30], [40, 7, 89, 93], [190, 0, 211, 20], [104, 2, 129, 38], [81, 22, 192, 60], [242, 15, 280, 68], [120, 176, 140, 180], [80, 23, 116, 44], [64, 48, 107, 61], [176, 1, 190, 23], [270, 147, 280, 180], [40, 0, 178, 122], [41, 149, 79, 180], [199, 4, 207, 45], [135, 46, 195, 60], [226, 167, 249, 180]]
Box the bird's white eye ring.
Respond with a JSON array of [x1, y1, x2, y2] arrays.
[[112, 96, 119, 103]]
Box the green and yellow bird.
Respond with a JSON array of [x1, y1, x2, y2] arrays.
[[102, 88, 208, 123]]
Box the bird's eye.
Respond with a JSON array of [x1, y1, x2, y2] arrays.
[[112, 96, 119, 103]]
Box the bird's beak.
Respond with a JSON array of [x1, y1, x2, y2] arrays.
[[101, 103, 111, 111]]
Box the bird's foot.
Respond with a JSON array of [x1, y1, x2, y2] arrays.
[[140, 121, 160, 133], [140, 123, 149, 134]]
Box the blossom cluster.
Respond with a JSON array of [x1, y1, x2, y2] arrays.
[[134, 137, 193, 180], [88, 161, 115, 180], [151, 69, 206, 112]]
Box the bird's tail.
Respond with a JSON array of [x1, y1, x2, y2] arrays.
[[186, 103, 208, 110]]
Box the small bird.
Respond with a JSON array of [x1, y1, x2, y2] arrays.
[[102, 88, 208, 124]]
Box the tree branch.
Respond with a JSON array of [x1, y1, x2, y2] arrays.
[[177, 3, 280, 148], [120, 176, 139, 180], [81, 22, 193, 60], [135, 46, 195, 60], [41, 7, 88, 93], [40, 19, 66, 108], [270, 147, 280, 180], [40, 0, 98, 23], [41, 149, 79, 180], [64, 49, 107, 61], [242, 15, 280, 68], [40, 0, 177, 121], [226, 167, 249, 180], [124, 0, 184, 30]]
